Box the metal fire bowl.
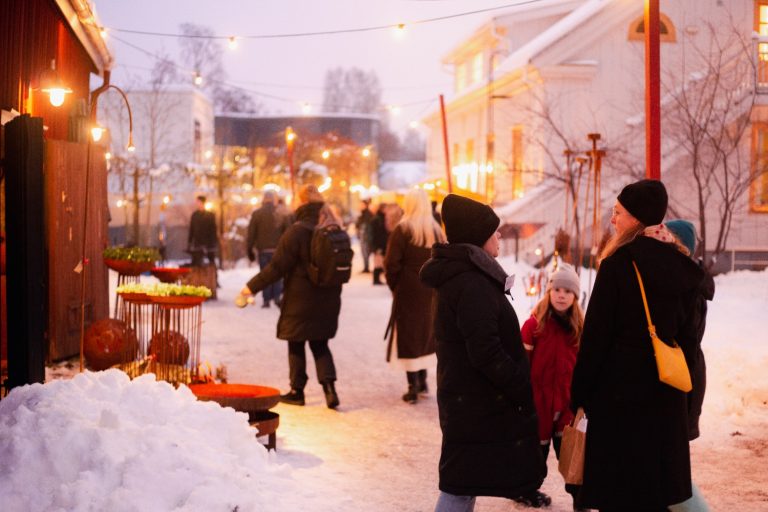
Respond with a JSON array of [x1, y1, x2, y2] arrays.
[[249, 410, 280, 436], [189, 383, 281, 414]]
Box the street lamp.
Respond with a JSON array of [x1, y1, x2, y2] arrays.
[[285, 126, 296, 198], [78, 70, 135, 372]]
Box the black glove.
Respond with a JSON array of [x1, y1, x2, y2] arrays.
[[247, 249, 255, 262]]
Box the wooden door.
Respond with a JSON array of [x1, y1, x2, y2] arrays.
[[44, 140, 108, 360]]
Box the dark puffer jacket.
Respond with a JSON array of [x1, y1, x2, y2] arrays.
[[246, 202, 341, 341], [570, 235, 704, 510], [420, 243, 545, 499], [687, 269, 714, 440]]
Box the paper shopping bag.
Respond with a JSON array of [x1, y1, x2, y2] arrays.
[[558, 407, 586, 485]]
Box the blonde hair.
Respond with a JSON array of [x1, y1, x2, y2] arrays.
[[531, 290, 584, 345], [599, 223, 645, 263], [600, 224, 691, 264], [298, 184, 323, 205], [399, 189, 445, 247]]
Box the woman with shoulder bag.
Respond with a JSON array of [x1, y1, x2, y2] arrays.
[[570, 180, 705, 511]]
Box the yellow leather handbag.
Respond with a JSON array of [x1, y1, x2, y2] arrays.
[[632, 261, 693, 392]]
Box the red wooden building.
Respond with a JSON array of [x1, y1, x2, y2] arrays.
[[1, 0, 112, 394]]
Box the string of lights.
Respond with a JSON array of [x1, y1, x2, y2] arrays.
[[102, 0, 545, 40]]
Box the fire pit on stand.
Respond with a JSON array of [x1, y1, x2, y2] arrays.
[[189, 383, 281, 450]]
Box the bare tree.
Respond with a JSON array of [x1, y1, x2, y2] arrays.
[[664, 19, 765, 269], [178, 23, 261, 114], [321, 67, 382, 114]]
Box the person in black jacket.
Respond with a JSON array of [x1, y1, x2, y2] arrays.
[[355, 199, 374, 273], [369, 204, 389, 285], [420, 194, 548, 511], [188, 195, 218, 266], [665, 218, 714, 512], [238, 184, 342, 409], [246, 190, 290, 308], [570, 180, 705, 511]]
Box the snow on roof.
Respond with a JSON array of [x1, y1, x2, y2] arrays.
[[495, 0, 609, 74]]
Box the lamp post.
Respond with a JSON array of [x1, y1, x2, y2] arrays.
[[285, 126, 296, 198], [645, 0, 661, 180], [79, 70, 134, 372]]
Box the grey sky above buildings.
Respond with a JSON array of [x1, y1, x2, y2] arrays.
[[92, 0, 520, 133]]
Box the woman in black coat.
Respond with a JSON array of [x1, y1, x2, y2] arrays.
[[239, 185, 342, 409], [571, 180, 705, 511], [420, 194, 548, 511]]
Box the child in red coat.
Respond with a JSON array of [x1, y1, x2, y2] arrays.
[[521, 265, 584, 509]]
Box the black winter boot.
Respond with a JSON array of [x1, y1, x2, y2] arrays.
[[373, 268, 384, 285], [417, 369, 428, 395], [279, 388, 305, 406], [322, 381, 340, 409], [402, 372, 419, 404]]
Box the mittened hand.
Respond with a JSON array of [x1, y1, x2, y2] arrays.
[[235, 293, 254, 308], [235, 286, 255, 308]]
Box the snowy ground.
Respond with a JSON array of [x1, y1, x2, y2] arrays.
[[3, 249, 768, 511]]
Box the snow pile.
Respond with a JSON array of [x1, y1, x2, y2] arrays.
[[0, 370, 330, 512]]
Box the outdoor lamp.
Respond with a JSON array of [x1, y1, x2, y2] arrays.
[[91, 125, 105, 142], [40, 59, 72, 107], [285, 127, 296, 145]]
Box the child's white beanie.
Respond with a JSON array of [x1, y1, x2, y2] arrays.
[[548, 265, 580, 296]]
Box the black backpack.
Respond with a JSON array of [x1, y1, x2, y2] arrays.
[[300, 221, 354, 287]]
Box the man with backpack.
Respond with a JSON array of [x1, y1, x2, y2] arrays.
[[245, 190, 290, 308], [238, 184, 352, 409]]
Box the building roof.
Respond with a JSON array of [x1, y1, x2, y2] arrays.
[[215, 114, 380, 148], [55, 0, 112, 73]]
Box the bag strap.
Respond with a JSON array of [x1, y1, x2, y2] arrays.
[[631, 260, 658, 338]]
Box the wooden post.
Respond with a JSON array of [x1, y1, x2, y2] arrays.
[[439, 95, 453, 193], [645, 0, 661, 180]]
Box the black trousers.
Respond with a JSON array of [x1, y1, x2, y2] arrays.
[[287, 339, 336, 389]]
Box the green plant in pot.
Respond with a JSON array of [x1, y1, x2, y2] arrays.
[[103, 247, 160, 275]]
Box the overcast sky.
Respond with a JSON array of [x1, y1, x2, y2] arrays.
[[92, 0, 522, 133]]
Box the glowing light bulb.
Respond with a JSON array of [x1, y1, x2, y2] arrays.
[[48, 88, 66, 107], [362, 147, 371, 158], [228, 36, 238, 50], [91, 126, 104, 142], [322, 150, 330, 160]]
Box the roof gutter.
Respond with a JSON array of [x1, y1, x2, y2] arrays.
[[55, 0, 113, 74]]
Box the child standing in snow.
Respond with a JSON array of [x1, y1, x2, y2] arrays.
[[521, 265, 584, 510]]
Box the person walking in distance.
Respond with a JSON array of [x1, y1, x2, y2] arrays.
[[420, 194, 549, 511], [238, 184, 343, 409], [521, 265, 585, 510], [570, 180, 704, 511], [369, 203, 388, 285], [188, 195, 218, 267], [246, 190, 290, 308], [383, 189, 445, 404], [355, 199, 374, 273]]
